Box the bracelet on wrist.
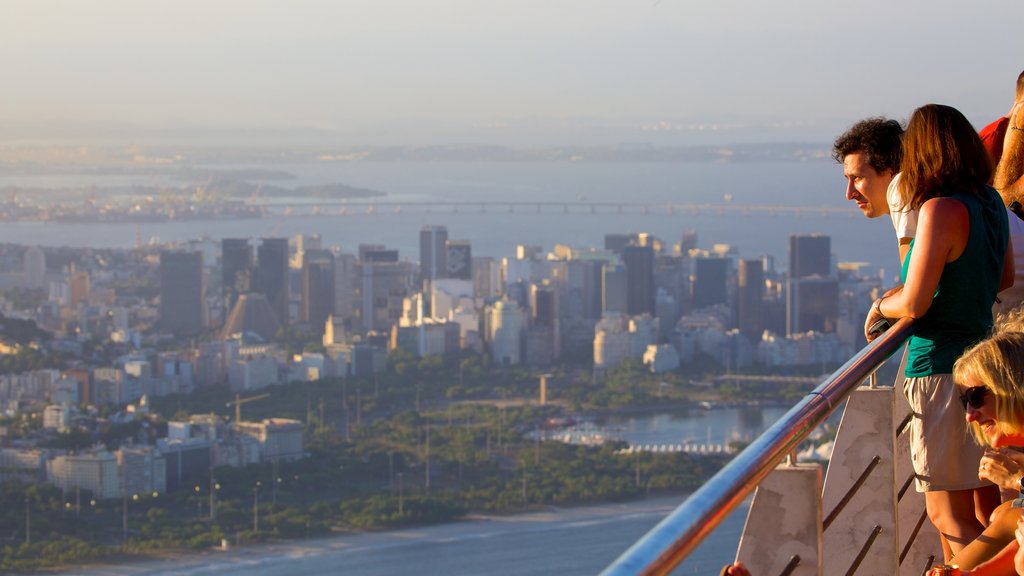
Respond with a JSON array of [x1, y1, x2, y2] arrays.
[[874, 295, 886, 317]]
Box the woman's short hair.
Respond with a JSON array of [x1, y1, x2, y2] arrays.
[[899, 104, 994, 209], [994, 305, 1024, 334], [953, 331, 1024, 446]]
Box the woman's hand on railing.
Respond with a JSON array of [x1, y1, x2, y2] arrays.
[[864, 299, 887, 342], [979, 449, 1024, 492]]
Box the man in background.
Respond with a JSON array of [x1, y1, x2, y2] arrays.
[[832, 117, 912, 264], [980, 70, 1024, 172], [988, 71, 1024, 315]]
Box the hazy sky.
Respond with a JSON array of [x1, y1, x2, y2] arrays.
[[2, 0, 1022, 145]]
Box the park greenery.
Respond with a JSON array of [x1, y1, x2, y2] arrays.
[[0, 349, 824, 571]]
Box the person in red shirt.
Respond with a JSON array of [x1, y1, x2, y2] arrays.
[[979, 70, 1024, 175]]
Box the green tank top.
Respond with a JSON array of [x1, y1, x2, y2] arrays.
[[900, 187, 1008, 377]]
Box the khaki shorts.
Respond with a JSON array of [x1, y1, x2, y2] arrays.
[[903, 374, 988, 492]]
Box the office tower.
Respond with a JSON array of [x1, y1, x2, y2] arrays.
[[357, 258, 416, 333], [786, 234, 836, 336], [360, 244, 399, 263], [516, 244, 543, 261], [654, 255, 687, 335], [527, 282, 559, 366], [604, 233, 637, 257], [693, 257, 729, 309], [302, 249, 335, 335], [737, 259, 766, 341], [472, 256, 499, 301], [680, 230, 699, 253], [221, 293, 280, 342], [564, 259, 604, 321], [333, 252, 357, 322], [445, 240, 472, 280], [159, 250, 204, 333], [602, 264, 628, 315], [789, 234, 831, 279], [256, 238, 289, 326], [221, 238, 252, 318], [787, 276, 839, 335], [531, 282, 558, 327], [623, 245, 655, 316], [487, 299, 523, 365], [293, 233, 322, 269], [420, 225, 448, 283]]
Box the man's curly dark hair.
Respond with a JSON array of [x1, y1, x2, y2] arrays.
[[832, 117, 903, 175]]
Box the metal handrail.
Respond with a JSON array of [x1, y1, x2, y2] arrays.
[[601, 317, 914, 576]]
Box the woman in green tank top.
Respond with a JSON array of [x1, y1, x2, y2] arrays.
[[865, 104, 1014, 561]]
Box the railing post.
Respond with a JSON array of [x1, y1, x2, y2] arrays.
[[891, 354, 942, 573], [821, 383, 901, 574], [735, 463, 823, 576]]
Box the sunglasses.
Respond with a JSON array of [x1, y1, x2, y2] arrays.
[[959, 386, 989, 410]]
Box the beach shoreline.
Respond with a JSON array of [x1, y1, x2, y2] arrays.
[[67, 494, 697, 575]]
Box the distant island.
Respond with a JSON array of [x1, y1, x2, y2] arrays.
[[209, 179, 386, 200]]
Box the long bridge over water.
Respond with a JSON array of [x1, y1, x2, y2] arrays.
[[254, 200, 862, 218]]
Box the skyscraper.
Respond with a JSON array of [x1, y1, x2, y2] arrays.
[[530, 282, 558, 327], [302, 250, 335, 335], [420, 225, 448, 283], [604, 233, 637, 257], [357, 256, 416, 333], [787, 277, 839, 335], [623, 244, 655, 316], [159, 250, 204, 334], [693, 257, 729, 309], [445, 240, 472, 280], [602, 264, 628, 315], [256, 238, 289, 325], [221, 238, 252, 319], [789, 234, 831, 279], [786, 234, 837, 336], [737, 259, 765, 341]]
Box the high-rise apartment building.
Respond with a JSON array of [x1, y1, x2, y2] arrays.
[[159, 250, 204, 334], [256, 238, 289, 325]]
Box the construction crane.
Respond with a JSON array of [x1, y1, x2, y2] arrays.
[[226, 393, 270, 425]]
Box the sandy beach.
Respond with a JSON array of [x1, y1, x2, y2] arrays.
[[68, 495, 738, 575]]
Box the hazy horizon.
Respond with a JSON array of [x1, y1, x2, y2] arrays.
[[3, 1, 1022, 147]]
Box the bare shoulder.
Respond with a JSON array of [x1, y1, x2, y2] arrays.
[[919, 197, 968, 223]]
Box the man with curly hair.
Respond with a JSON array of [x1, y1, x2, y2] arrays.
[[833, 117, 913, 264]]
